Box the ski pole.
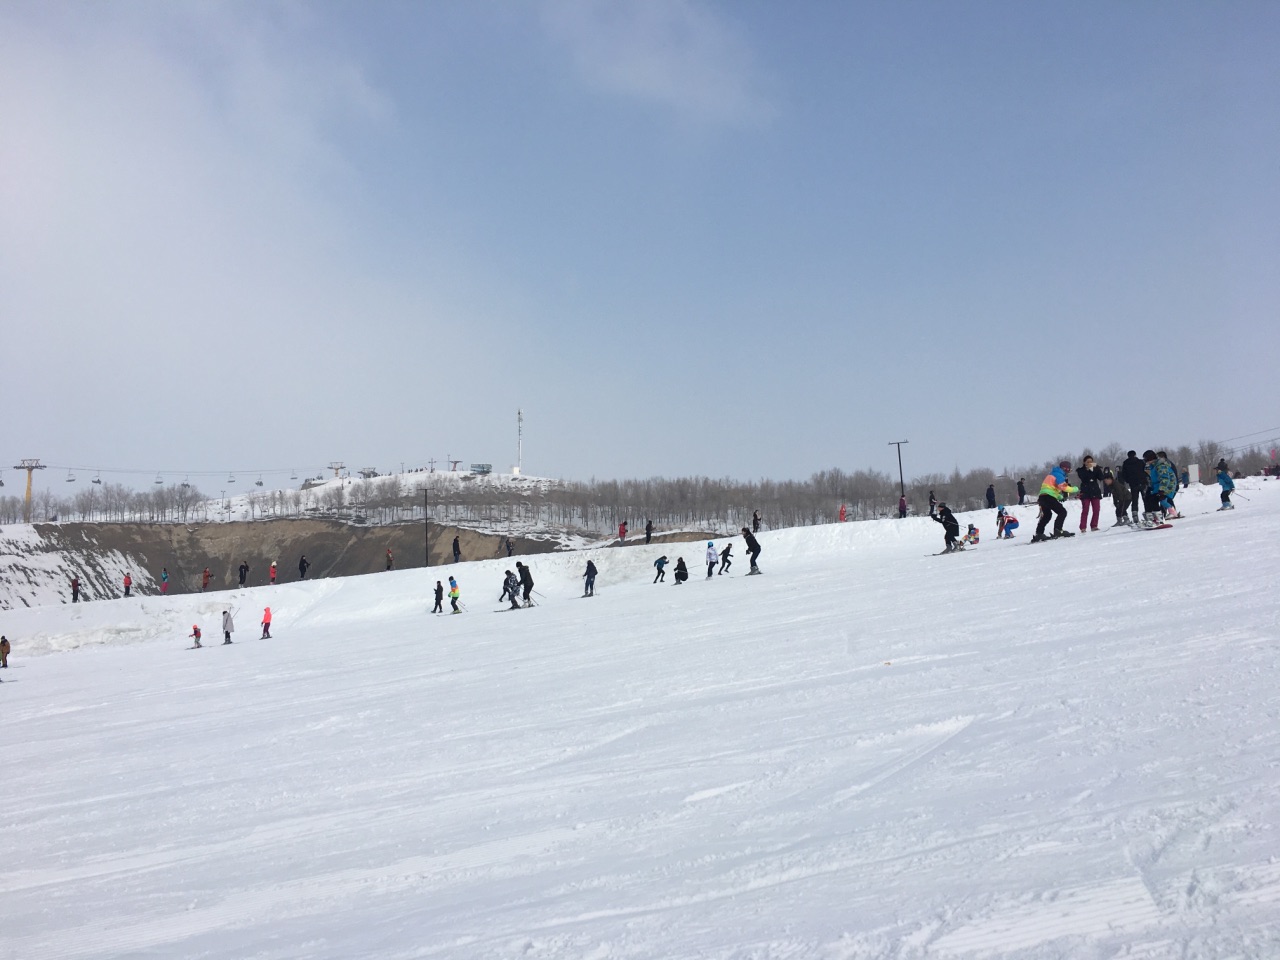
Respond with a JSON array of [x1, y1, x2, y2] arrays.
[[1233, 493, 1250, 501]]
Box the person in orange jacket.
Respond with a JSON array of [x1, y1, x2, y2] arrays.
[[261, 606, 272, 639]]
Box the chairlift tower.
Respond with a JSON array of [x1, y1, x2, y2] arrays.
[[514, 408, 523, 476], [328, 461, 345, 479], [12, 459, 46, 523]]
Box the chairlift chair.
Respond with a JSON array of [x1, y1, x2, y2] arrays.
[[181, 475, 191, 489], [66, 470, 76, 483], [228, 473, 236, 484], [255, 476, 264, 487], [154, 473, 164, 485], [92, 472, 102, 484]]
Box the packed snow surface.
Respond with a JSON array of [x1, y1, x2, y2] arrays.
[[2, 482, 1279, 958]]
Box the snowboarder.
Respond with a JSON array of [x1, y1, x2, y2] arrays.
[[432, 580, 444, 613], [123, 573, 132, 598], [1032, 462, 1078, 542], [996, 506, 1019, 539], [1017, 478, 1027, 505], [500, 570, 520, 608], [221, 609, 235, 644], [583, 559, 597, 596], [645, 519, 653, 544], [705, 541, 718, 579], [261, 607, 272, 638], [160, 567, 169, 595], [516, 561, 534, 606], [298, 555, 310, 580], [1, 635, 11, 668], [189, 625, 202, 648], [931, 503, 961, 552], [653, 555, 668, 583], [752, 510, 761, 533], [238, 561, 249, 587], [452, 536, 461, 564], [70, 575, 80, 603], [673, 557, 689, 584], [201, 567, 211, 592], [448, 576, 460, 613], [1121, 450, 1147, 524], [718, 542, 733, 574], [1217, 466, 1235, 509], [1076, 455, 1104, 532], [741, 527, 762, 573], [985, 485, 996, 509], [269, 561, 277, 585], [386, 549, 394, 571]]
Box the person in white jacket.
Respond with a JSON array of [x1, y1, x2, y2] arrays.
[[705, 542, 718, 579], [221, 609, 235, 645]]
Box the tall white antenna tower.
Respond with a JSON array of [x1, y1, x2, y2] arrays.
[[514, 408, 523, 476]]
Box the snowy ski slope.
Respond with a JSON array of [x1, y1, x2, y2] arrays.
[[2, 480, 1278, 958]]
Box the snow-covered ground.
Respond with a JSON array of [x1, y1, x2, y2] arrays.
[[2, 480, 1278, 958]]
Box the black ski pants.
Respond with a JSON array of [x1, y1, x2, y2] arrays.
[[1127, 482, 1144, 520], [747, 546, 761, 569], [1035, 493, 1067, 537], [654, 569, 665, 582]]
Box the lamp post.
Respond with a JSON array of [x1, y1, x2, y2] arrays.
[[888, 441, 909, 499], [424, 486, 430, 567]]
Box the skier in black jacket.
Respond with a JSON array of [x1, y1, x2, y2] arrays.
[[931, 503, 961, 553], [432, 581, 444, 613], [1120, 451, 1147, 524], [673, 557, 689, 584], [741, 527, 762, 573], [583, 560, 597, 596], [516, 561, 534, 606]]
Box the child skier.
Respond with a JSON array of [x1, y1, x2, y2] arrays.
[[653, 556, 668, 583], [996, 507, 1020, 539], [261, 607, 272, 638], [501, 570, 521, 609], [448, 576, 460, 613], [961, 523, 979, 547], [1217, 466, 1235, 510], [931, 503, 961, 552], [705, 542, 718, 579], [189, 625, 202, 648], [718, 542, 733, 574]]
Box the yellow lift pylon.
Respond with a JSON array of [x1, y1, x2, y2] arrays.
[[13, 458, 46, 523]]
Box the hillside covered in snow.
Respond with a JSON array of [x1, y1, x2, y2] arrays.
[[2, 479, 1278, 958]]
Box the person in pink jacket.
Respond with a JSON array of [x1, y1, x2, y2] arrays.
[[261, 607, 272, 639]]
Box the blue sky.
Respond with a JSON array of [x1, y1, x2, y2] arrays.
[[2, 1, 1276, 490]]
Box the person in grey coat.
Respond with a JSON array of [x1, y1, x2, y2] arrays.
[[221, 609, 235, 644]]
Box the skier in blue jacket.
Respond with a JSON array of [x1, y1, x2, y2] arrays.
[[1216, 468, 1235, 510]]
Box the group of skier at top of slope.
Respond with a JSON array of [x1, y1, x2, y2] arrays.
[[426, 525, 766, 615], [928, 451, 1238, 554]]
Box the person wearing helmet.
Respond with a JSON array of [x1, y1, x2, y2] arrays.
[[1031, 460, 1078, 542], [706, 541, 718, 579]]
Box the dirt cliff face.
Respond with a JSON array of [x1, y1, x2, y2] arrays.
[[1, 521, 555, 607]]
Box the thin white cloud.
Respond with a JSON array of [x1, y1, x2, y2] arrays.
[[539, 0, 774, 126]]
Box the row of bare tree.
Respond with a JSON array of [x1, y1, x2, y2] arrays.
[[1, 440, 1271, 531]]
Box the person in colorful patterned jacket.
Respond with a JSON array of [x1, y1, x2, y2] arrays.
[[1032, 461, 1078, 542], [1155, 452, 1180, 518]]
